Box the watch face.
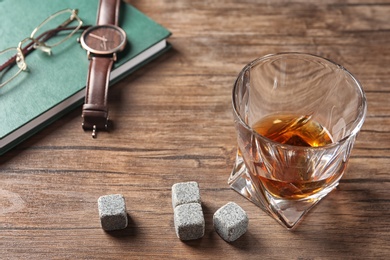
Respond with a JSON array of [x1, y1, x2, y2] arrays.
[[80, 25, 127, 55]]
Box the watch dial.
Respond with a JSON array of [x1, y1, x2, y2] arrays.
[[82, 25, 126, 54]]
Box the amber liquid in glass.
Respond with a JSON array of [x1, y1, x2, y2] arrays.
[[251, 114, 341, 200]]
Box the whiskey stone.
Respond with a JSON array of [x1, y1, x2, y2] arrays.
[[98, 194, 128, 231], [174, 203, 205, 240], [171, 181, 201, 209], [213, 202, 248, 242]]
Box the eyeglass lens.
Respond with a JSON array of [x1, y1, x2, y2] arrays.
[[31, 9, 82, 52], [0, 48, 26, 88]]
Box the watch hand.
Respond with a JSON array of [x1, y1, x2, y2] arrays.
[[102, 36, 107, 50], [90, 33, 108, 42]]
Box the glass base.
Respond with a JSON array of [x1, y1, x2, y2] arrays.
[[228, 154, 336, 230]]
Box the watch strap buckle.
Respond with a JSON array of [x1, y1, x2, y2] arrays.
[[82, 104, 109, 138]]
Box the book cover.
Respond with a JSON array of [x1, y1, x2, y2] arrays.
[[0, 0, 171, 155]]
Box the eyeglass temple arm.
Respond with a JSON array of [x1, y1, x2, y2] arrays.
[[0, 25, 91, 72]]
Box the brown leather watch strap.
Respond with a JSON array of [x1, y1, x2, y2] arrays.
[[96, 0, 120, 26], [82, 0, 121, 137], [82, 56, 114, 133]]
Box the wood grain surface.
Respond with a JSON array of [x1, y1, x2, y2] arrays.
[[1, 0, 389, 259]]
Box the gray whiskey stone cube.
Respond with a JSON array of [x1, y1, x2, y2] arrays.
[[174, 203, 205, 240], [98, 194, 128, 231], [213, 202, 248, 242], [171, 181, 201, 208]]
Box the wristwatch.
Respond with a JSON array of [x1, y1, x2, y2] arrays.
[[80, 0, 127, 138]]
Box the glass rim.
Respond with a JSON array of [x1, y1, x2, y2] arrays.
[[232, 52, 368, 150]]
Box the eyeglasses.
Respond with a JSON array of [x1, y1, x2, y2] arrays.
[[0, 9, 89, 88]]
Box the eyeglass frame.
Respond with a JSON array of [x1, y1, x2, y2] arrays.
[[0, 8, 88, 88]]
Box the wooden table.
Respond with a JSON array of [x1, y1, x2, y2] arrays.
[[1, 0, 389, 259]]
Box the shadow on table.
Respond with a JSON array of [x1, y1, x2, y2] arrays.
[[102, 213, 138, 239], [292, 182, 388, 257]]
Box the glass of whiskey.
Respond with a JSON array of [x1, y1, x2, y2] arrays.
[[228, 53, 367, 230]]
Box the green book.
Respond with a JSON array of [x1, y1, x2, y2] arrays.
[[0, 0, 171, 155]]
